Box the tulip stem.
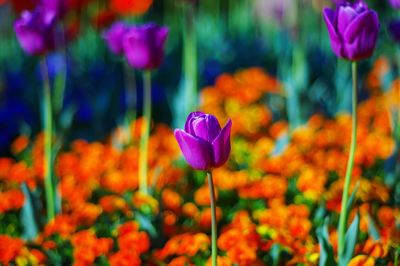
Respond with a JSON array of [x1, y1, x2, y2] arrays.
[[139, 71, 152, 195], [183, 2, 197, 115], [40, 57, 55, 222], [123, 62, 137, 145], [337, 61, 358, 259], [207, 171, 218, 266]]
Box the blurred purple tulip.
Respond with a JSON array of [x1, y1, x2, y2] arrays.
[[174, 112, 232, 170], [389, 20, 400, 42], [41, 0, 67, 19], [14, 8, 57, 55], [122, 23, 169, 70], [104, 22, 129, 55], [389, 0, 400, 9], [323, 0, 379, 61]]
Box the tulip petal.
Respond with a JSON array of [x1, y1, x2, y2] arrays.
[[337, 6, 358, 36], [323, 8, 343, 58], [185, 111, 205, 134], [192, 114, 221, 142], [211, 119, 232, 168], [343, 10, 379, 60], [15, 23, 46, 55], [174, 129, 212, 170], [123, 30, 152, 69], [156, 27, 169, 47]]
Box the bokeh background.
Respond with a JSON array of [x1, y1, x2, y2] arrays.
[[0, 0, 397, 155]]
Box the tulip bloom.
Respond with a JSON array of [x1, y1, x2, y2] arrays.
[[174, 112, 232, 170], [123, 23, 169, 70], [323, 0, 379, 61], [389, 0, 400, 9], [104, 22, 129, 55], [14, 8, 56, 55]]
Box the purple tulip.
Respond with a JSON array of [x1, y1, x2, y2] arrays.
[[174, 112, 232, 170], [389, 0, 400, 9], [41, 0, 67, 19], [14, 8, 56, 55], [104, 22, 129, 55], [323, 0, 379, 61], [389, 20, 400, 42], [122, 23, 169, 70]]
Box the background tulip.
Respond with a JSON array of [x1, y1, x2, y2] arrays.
[[104, 22, 128, 55], [14, 8, 56, 55], [174, 112, 232, 170], [389, 0, 400, 9], [323, 0, 379, 61], [122, 23, 169, 70]]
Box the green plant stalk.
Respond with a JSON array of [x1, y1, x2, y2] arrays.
[[123, 62, 137, 145], [138, 71, 152, 194], [337, 61, 358, 258], [183, 2, 197, 114], [53, 23, 67, 115], [40, 57, 55, 222], [207, 171, 217, 266]]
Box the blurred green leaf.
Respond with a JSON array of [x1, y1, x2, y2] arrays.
[[367, 214, 380, 241], [339, 213, 360, 266], [20, 183, 38, 240], [317, 218, 336, 266]]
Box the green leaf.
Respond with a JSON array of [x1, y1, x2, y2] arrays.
[[367, 214, 380, 241], [135, 212, 157, 238], [20, 183, 38, 240], [270, 244, 281, 266], [317, 218, 337, 266], [346, 182, 359, 215], [339, 182, 359, 233], [339, 213, 360, 266]]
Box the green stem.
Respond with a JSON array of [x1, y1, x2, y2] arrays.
[[138, 71, 152, 194], [40, 57, 55, 222], [337, 61, 358, 258], [207, 171, 217, 266], [183, 2, 198, 114], [123, 62, 137, 145]]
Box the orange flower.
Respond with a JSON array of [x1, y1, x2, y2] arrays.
[[162, 189, 182, 211], [206, 256, 232, 266], [194, 185, 218, 206], [117, 222, 150, 254], [44, 214, 76, 237], [362, 239, 389, 258], [0, 189, 25, 213], [347, 255, 375, 266], [30, 249, 46, 264], [377, 206, 397, 228], [0, 235, 24, 265], [182, 202, 199, 218], [72, 230, 113, 266], [99, 195, 128, 213], [132, 191, 159, 214], [109, 250, 142, 266], [11, 135, 29, 155], [71, 203, 102, 225], [111, 0, 153, 16], [168, 256, 193, 266], [155, 233, 210, 260], [198, 207, 222, 229], [0, 158, 13, 179]]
